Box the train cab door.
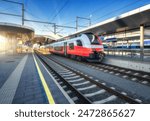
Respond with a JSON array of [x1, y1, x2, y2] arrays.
[[64, 42, 67, 56]]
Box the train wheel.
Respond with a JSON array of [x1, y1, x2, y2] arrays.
[[71, 55, 76, 60], [99, 53, 104, 62]]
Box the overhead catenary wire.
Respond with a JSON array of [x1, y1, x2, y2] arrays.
[[50, 0, 69, 22], [92, 0, 144, 23], [24, 9, 58, 34], [25, 9, 45, 20], [74, 0, 123, 31], [0, 0, 147, 35], [0, 6, 17, 12], [85, 0, 122, 18], [58, 1, 120, 33], [24, 0, 73, 34], [62, 20, 76, 26], [0, 0, 22, 5], [0, 1, 22, 16], [79, 0, 144, 30], [23, 0, 54, 34]]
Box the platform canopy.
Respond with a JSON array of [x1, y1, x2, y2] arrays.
[[64, 4, 150, 39], [0, 22, 34, 34], [0, 23, 34, 54], [0, 22, 34, 41]]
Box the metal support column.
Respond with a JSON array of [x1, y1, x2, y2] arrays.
[[76, 17, 78, 31], [22, 4, 24, 26], [54, 24, 56, 34], [140, 25, 144, 60]]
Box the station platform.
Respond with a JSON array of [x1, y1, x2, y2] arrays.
[[103, 55, 150, 73], [0, 53, 71, 104]]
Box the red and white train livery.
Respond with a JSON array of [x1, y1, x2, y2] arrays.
[[47, 33, 105, 62]]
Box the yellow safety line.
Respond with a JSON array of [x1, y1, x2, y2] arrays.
[[33, 54, 55, 104]]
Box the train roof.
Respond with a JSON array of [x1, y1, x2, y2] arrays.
[[51, 34, 86, 45]]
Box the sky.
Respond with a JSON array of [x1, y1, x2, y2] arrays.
[[0, 0, 150, 36]]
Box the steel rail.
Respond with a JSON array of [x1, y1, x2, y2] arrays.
[[35, 52, 92, 104], [45, 54, 141, 104]]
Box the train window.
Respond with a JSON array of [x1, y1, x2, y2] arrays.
[[69, 43, 74, 50], [54, 46, 63, 51], [85, 33, 100, 45], [76, 40, 83, 46]]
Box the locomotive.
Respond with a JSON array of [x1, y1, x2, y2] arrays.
[[46, 33, 105, 62]]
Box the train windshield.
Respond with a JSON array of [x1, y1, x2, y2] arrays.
[[86, 33, 100, 45]]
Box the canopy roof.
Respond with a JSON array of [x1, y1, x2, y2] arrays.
[[60, 4, 150, 40]]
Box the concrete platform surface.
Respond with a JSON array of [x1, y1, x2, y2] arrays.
[[0, 53, 70, 104], [103, 55, 150, 73]]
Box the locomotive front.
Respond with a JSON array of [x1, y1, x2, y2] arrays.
[[85, 33, 105, 62]]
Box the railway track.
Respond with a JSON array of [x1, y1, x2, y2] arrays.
[[35, 52, 143, 104], [89, 63, 150, 85], [51, 55, 150, 86]]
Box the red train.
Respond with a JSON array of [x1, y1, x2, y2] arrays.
[[46, 33, 105, 62]]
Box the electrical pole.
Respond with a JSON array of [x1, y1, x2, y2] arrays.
[[76, 16, 78, 31], [0, 0, 76, 34], [0, 0, 24, 26], [54, 24, 56, 34], [76, 16, 91, 31], [89, 19, 91, 26], [22, 3, 24, 26]]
